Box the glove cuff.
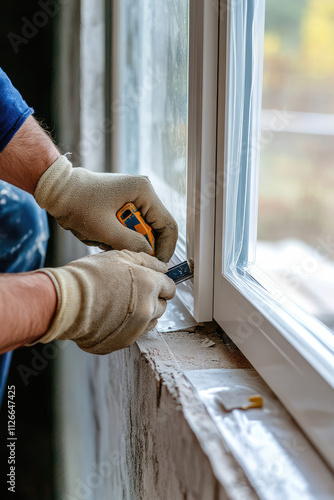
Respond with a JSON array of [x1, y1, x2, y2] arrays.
[[26, 268, 81, 345], [34, 155, 73, 212]]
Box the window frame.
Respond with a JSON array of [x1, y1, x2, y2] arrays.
[[214, 0, 334, 469]]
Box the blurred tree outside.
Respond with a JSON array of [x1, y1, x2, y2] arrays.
[[258, 0, 334, 247]]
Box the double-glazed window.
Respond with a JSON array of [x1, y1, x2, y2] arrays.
[[112, 0, 218, 319], [109, 0, 334, 468]]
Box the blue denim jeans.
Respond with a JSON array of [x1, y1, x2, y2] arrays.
[[0, 181, 49, 406]]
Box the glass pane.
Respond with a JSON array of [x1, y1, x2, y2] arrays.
[[256, 0, 334, 328], [118, 0, 189, 252], [222, 0, 265, 275]]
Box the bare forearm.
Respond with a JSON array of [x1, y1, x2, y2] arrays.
[[0, 115, 60, 194], [0, 272, 57, 353]]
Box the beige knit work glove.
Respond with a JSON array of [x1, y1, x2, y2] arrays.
[[34, 155, 178, 262], [33, 250, 176, 354]]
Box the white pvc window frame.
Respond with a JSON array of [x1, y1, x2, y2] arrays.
[[111, 0, 219, 322], [214, 0, 334, 469]]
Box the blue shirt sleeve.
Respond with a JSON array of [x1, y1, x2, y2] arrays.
[[0, 68, 34, 152]]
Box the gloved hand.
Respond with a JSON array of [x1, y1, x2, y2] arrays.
[[34, 155, 178, 262], [31, 250, 175, 354]]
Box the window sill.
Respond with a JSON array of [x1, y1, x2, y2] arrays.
[[55, 321, 334, 499]]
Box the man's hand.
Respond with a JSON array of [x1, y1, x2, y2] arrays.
[[0, 272, 57, 353], [0, 116, 60, 194], [34, 155, 178, 263], [32, 250, 176, 354], [0, 115, 177, 262]]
